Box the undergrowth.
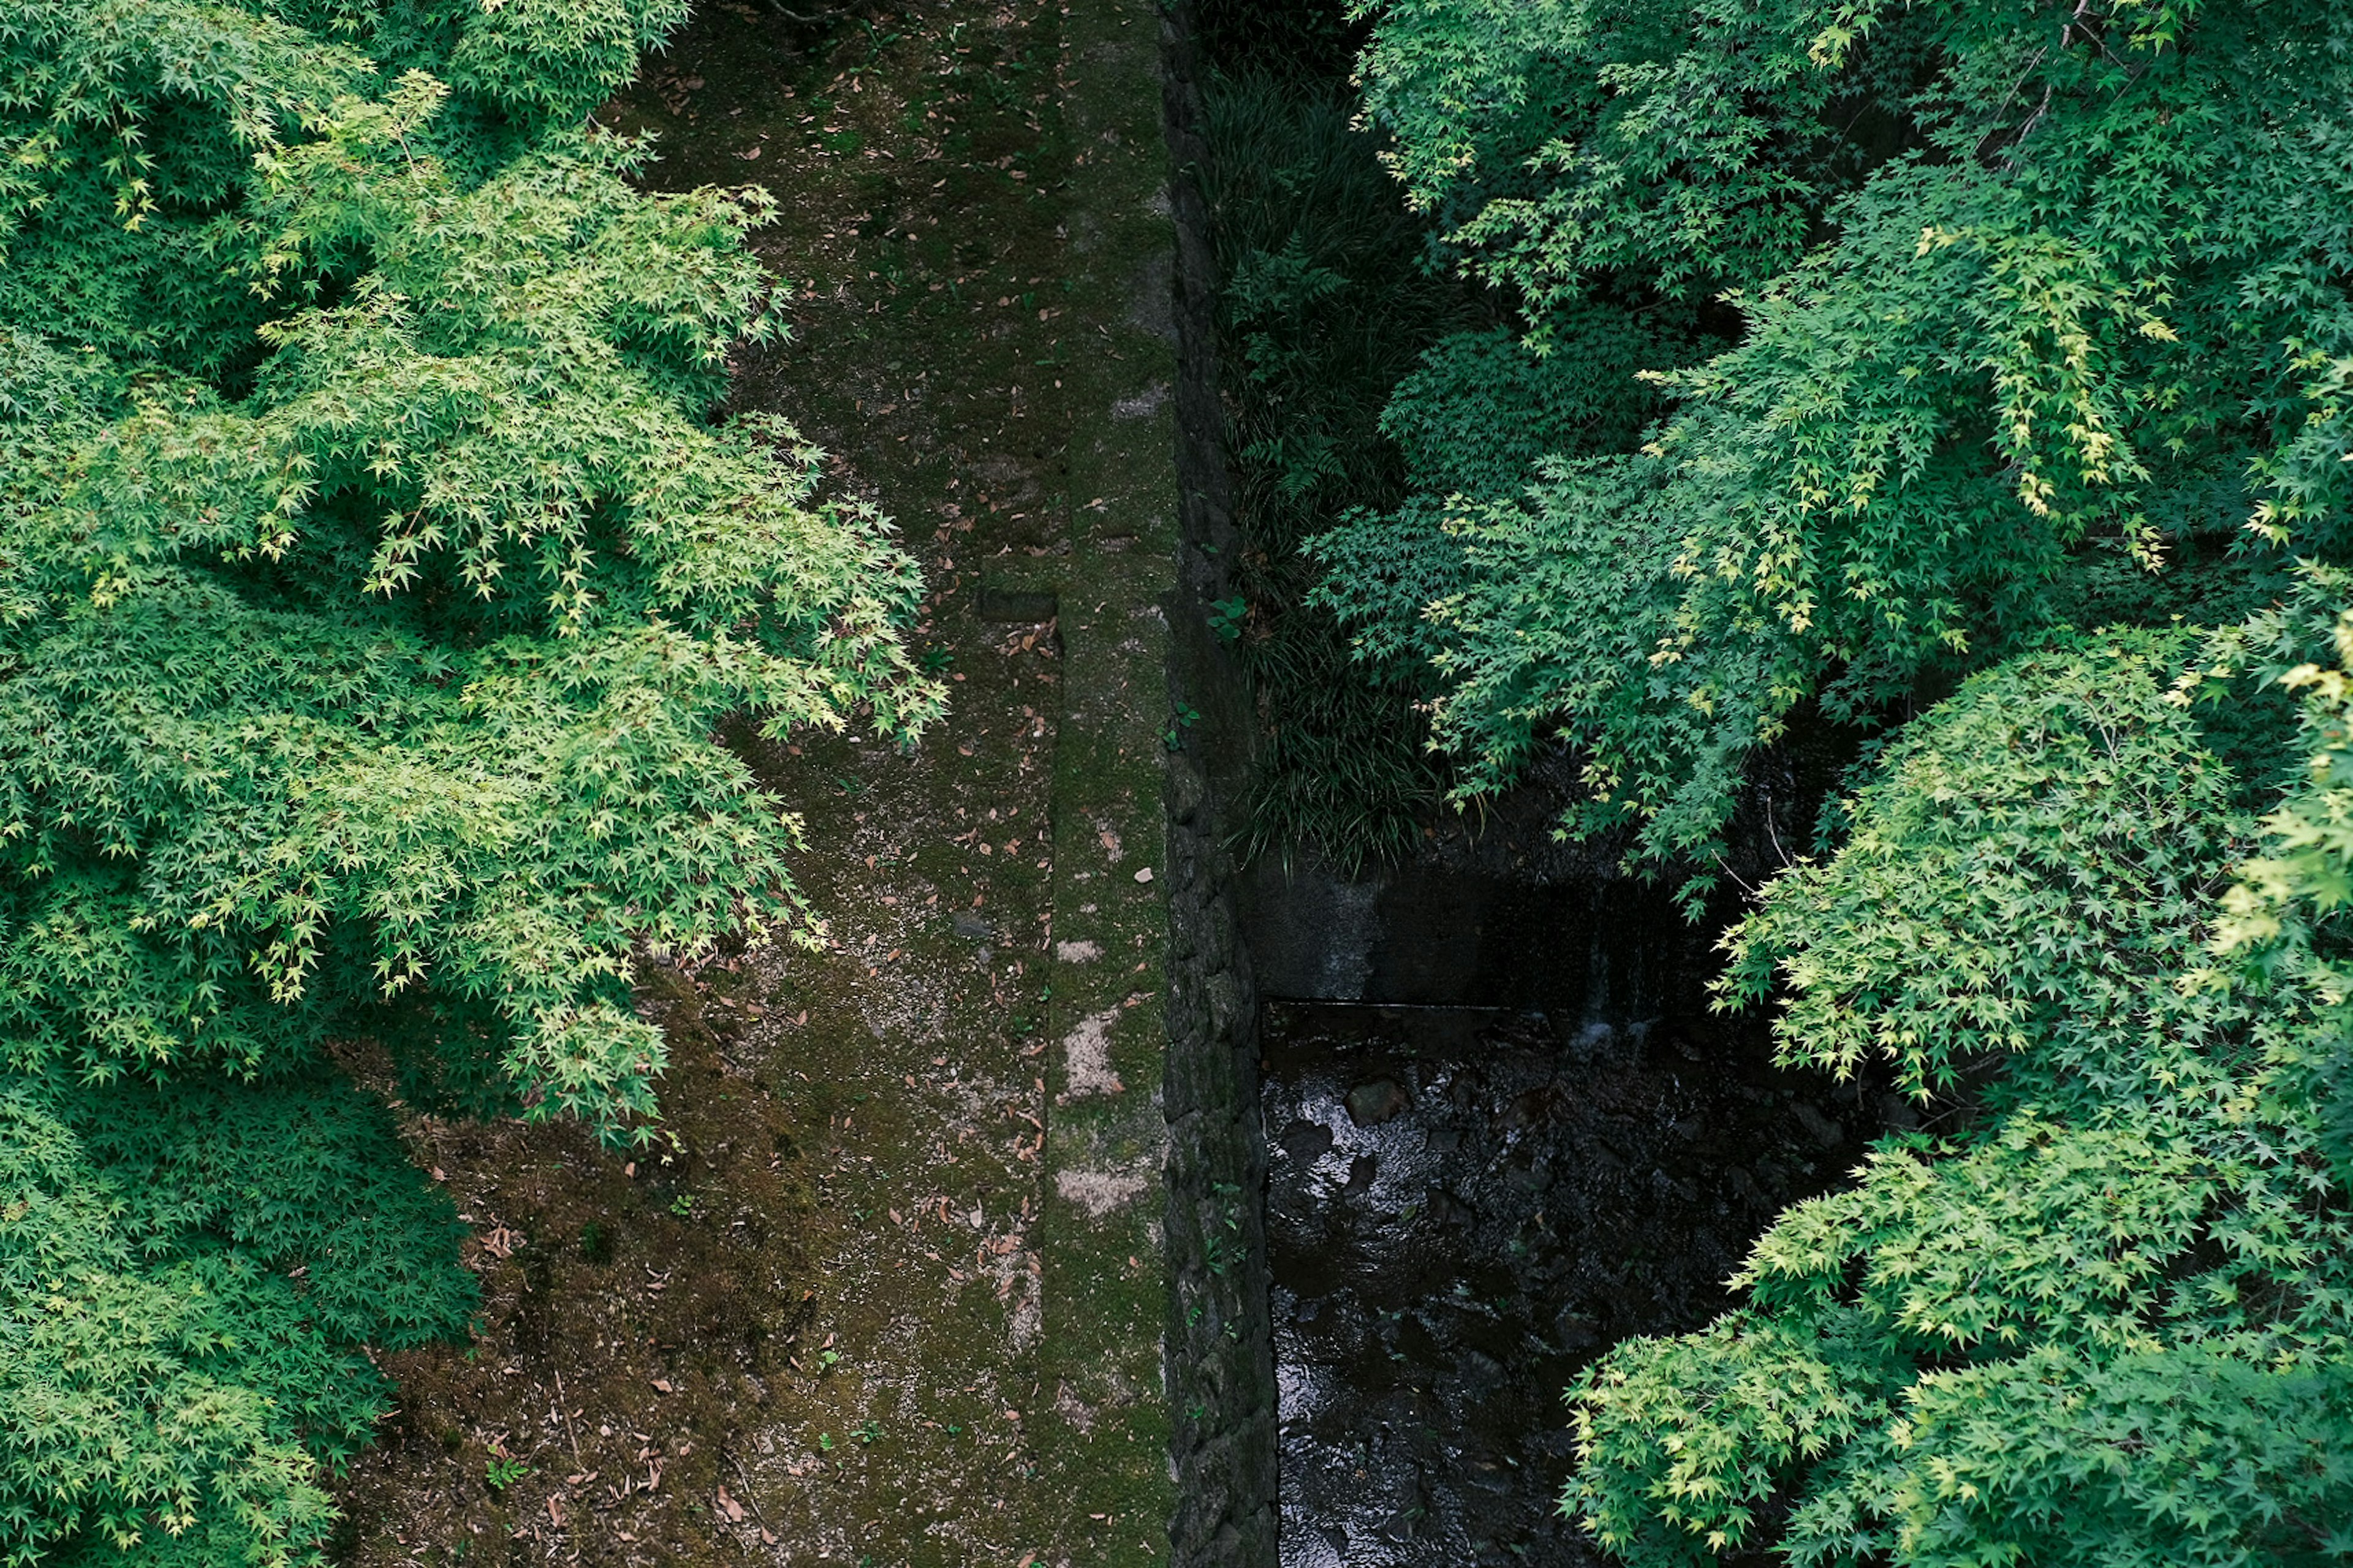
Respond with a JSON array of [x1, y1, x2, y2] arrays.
[[1198, 67, 1471, 866]]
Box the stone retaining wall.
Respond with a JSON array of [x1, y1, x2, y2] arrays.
[[1158, 1, 1279, 1561]]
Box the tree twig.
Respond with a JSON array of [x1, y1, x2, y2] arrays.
[[553, 1369, 582, 1464], [719, 1445, 776, 1532]]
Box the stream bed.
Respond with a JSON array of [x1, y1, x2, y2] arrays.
[[1264, 1001, 1884, 1566]]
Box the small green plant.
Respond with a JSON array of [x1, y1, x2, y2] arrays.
[[853, 1419, 882, 1445], [1207, 596, 1249, 641], [1164, 703, 1202, 752], [485, 1456, 532, 1493], [669, 1192, 695, 1218], [817, 1432, 835, 1452], [1214, 1180, 1243, 1233], [921, 645, 957, 673]]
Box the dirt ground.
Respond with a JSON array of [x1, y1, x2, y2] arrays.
[[330, 3, 1149, 1561]]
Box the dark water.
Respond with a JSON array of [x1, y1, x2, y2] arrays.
[[1265, 1002, 1882, 1566]]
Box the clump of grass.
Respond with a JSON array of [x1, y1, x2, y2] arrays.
[[1200, 71, 1476, 866]]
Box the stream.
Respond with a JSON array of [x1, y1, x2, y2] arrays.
[[1264, 1001, 1882, 1565]]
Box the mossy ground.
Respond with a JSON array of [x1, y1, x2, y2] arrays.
[[330, 2, 1175, 1562]]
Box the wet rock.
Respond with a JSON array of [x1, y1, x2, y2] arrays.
[[1790, 1100, 1845, 1149], [1667, 1173, 1700, 1202], [1455, 1347, 1506, 1390], [1279, 1118, 1335, 1167], [1423, 1187, 1474, 1227], [1343, 1154, 1378, 1194], [1464, 1456, 1514, 1494], [1496, 1085, 1559, 1131], [1552, 1308, 1598, 1352], [1346, 1078, 1411, 1127]]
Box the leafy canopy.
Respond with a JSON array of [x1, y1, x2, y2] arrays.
[[0, 1069, 474, 1568], [1327, 0, 2342, 872], [1569, 632, 2353, 1566], [2, 15, 938, 1137], [0, 0, 937, 1559]]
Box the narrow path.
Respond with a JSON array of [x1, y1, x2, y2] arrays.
[[335, 3, 1175, 1564]]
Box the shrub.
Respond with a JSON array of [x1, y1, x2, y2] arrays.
[[1566, 631, 2353, 1564], [0, 1, 937, 1557]]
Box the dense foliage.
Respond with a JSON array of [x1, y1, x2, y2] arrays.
[[0, 1, 934, 1557], [1571, 629, 2352, 1564], [1327, 0, 2335, 871], [0, 1070, 474, 1566], [1276, 0, 2353, 1559]]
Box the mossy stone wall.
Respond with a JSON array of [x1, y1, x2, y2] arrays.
[[1159, 1, 1279, 1561]]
